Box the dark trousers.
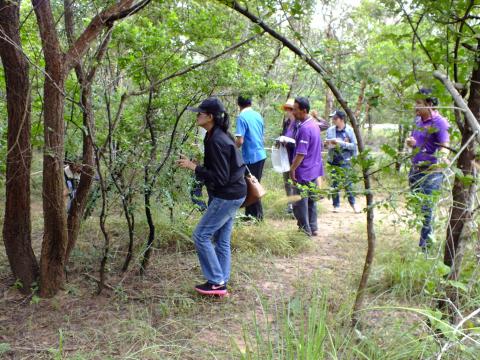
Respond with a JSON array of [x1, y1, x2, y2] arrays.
[[409, 169, 443, 248], [292, 181, 318, 236], [331, 163, 355, 207], [283, 171, 295, 197], [245, 159, 265, 220]]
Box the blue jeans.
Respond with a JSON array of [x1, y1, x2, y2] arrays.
[[409, 169, 444, 248], [192, 196, 245, 284], [330, 163, 355, 208], [292, 181, 318, 235]]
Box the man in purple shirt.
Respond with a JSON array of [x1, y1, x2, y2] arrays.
[[406, 91, 449, 251], [290, 97, 324, 236]]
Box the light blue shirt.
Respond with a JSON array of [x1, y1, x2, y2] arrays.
[[325, 124, 358, 164], [235, 108, 267, 164]]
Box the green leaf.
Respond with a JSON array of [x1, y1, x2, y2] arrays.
[[380, 144, 397, 158], [435, 262, 451, 277], [447, 280, 468, 293]]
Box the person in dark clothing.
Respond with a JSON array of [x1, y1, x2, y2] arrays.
[[177, 97, 246, 297], [325, 110, 360, 213]]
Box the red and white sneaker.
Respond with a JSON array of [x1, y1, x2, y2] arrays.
[[195, 282, 228, 296]]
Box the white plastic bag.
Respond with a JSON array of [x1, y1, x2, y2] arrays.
[[271, 145, 290, 173]]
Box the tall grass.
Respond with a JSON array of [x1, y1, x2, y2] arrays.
[[237, 288, 328, 359], [235, 279, 480, 360]]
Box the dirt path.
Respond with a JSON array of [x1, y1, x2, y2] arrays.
[[263, 199, 366, 296]]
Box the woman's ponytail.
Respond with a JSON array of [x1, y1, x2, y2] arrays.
[[213, 111, 235, 141]]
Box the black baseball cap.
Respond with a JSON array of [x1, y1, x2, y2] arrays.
[[329, 110, 346, 119], [416, 88, 439, 106], [187, 97, 225, 114]]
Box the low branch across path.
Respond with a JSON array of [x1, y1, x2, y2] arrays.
[[433, 71, 480, 142], [223, 0, 376, 327]]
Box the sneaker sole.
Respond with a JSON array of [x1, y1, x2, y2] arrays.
[[195, 288, 228, 296]]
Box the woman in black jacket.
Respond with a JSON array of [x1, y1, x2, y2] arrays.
[[177, 97, 247, 297]]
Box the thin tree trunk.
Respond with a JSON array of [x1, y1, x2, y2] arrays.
[[324, 89, 334, 120], [140, 90, 156, 274], [64, 0, 94, 262], [65, 25, 113, 262], [444, 135, 475, 272], [444, 55, 480, 279], [33, 0, 69, 297], [140, 169, 155, 275], [96, 153, 110, 295], [110, 170, 135, 272], [365, 103, 373, 137], [324, 23, 335, 120], [65, 86, 96, 261], [433, 45, 480, 315], [395, 114, 408, 172], [0, 0, 38, 293], [354, 80, 366, 119], [434, 68, 479, 275]]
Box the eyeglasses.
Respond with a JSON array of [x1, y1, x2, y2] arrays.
[[196, 112, 207, 117]]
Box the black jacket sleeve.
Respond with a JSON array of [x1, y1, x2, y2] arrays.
[[195, 142, 231, 188]]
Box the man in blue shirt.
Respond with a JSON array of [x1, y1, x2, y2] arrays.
[[325, 110, 360, 213], [235, 95, 267, 220]]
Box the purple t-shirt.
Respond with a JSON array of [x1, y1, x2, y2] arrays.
[[411, 112, 450, 165], [294, 117, 324, 183]]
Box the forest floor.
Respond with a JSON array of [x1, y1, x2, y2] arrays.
[[0, 187, 429, 359]]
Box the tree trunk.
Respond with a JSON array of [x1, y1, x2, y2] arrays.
[[140, 170, 155, 275], [33, 0, 69, 297], [365, 103, 373, 137], [65, 87, 95, 261], [324, 88, 334, 120], [435, 41, 480, 315], [38, 53, 68, 297], [0, 0, 39, 293], [354, 80, 366, 119], [444, 51, 480, 278], [444, 134, 475, 272], [96, 157, 110, 295], [65, 23, 112, 262], [32, 0, 151, 296], [140, 90, 157, 274], [395, 119, 408, 172]]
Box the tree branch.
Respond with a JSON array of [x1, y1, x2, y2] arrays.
[[129, 32, 264, 97], [221, 0, 376, 328], [64, 0, 151, 70], [433, 70, 480, 142], [398, 1, 438, 70], [453, 0, 475, 82]]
